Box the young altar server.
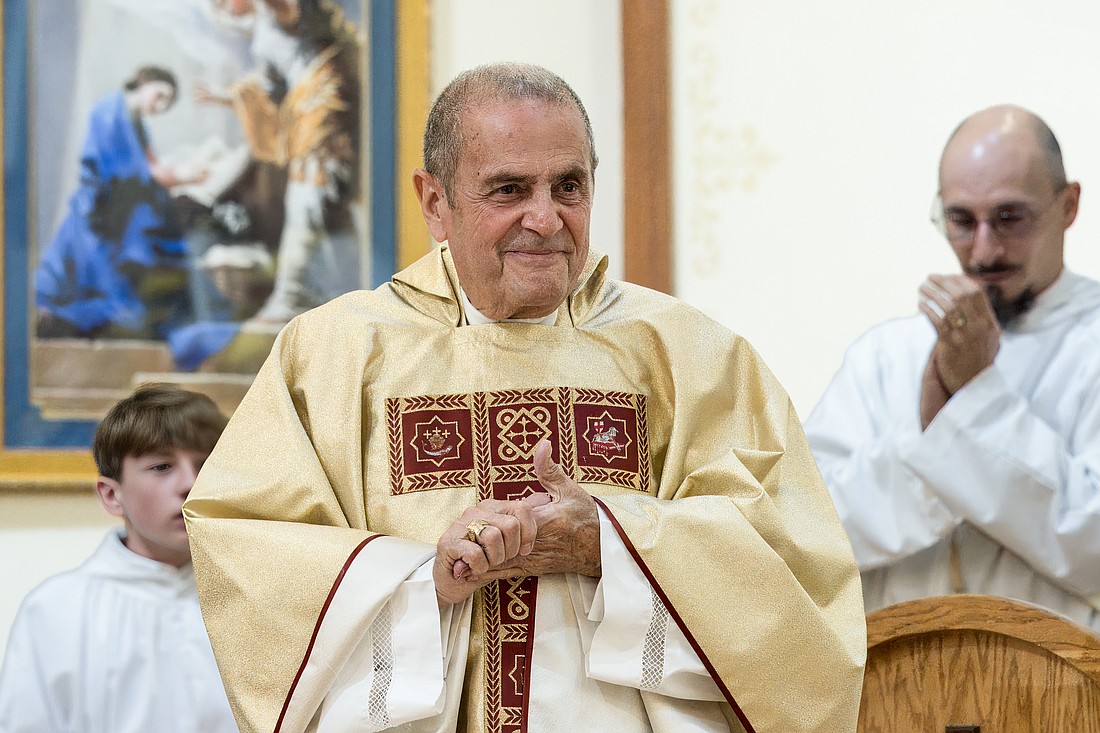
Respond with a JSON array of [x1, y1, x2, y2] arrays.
[[0, 384, 236, 733]]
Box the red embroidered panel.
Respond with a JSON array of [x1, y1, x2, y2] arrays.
[[483, 477, 544, 733], [386, 388, 649, 495], [402, 408, 474, 472]]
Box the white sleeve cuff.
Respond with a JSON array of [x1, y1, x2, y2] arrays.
[[317, 556, 446, 731], [587, 507, 723, 701]]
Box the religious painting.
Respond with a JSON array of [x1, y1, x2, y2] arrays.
[[2, 0, 422, 487]]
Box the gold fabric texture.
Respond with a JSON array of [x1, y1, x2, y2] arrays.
[[184, 246, 866, 733]]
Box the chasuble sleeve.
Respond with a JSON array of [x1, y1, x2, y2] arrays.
[[184, 317, 436, 733], [594, 337, 867, 733]]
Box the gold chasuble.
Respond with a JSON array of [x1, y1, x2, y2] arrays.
[[184, 246, 866, 733]]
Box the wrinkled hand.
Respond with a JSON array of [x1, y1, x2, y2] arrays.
[[433, 441, 603, 605], [917, 274, 1002, 427], [433, 498, 543, 605], [518, 440, 602, 578]]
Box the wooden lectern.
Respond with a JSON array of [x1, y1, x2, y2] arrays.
[[858, 594, 1100, 732]]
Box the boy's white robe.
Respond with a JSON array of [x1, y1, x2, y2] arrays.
[[0, 528, 236, 733]]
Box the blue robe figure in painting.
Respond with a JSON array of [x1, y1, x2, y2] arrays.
[[35, 66, 206, 340]]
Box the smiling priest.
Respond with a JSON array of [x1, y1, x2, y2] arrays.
[[184, 62, 866, 733]]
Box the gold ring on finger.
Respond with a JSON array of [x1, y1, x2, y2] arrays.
[[465, 518, 489, 543], [949, 313, 967, 329]]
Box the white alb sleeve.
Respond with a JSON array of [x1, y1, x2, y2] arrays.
[[585, 506, 724, 701], [803, 327, 959, 569], [902, 364, 1100, 599], [318, 560, 463, 731]]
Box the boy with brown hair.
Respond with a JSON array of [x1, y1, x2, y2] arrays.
[[0, 384, 237, 733]]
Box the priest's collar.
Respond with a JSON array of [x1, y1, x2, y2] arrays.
[[460, 289, 558, 326], [391, 244, 609, 328]]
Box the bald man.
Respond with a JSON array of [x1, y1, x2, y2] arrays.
[[804, 105, 1100, 629]]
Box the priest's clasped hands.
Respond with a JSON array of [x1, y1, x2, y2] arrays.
[[433, 439, 602, 605]]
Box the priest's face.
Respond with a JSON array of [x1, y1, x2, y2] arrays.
[[419, 99, 594, 320], [98, 447, 206, 567]]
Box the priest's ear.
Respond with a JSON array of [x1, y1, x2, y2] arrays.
[[413, 168, 450, 243], [95, 477, 126, 519]]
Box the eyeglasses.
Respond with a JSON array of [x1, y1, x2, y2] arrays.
[[929, 187, 1066, 244]]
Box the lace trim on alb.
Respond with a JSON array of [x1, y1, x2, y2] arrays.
[[367, 605, 395, 728], [639, 587, 670, 690]]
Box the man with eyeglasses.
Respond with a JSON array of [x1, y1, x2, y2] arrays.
[[804, 105, 1100, 630]]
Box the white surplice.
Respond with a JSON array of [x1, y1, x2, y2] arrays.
[[804, 270, 1100, 629], [0, 528, 236, 733]]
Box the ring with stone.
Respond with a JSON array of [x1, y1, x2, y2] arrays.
[[949, 313, 967, 329], [465, 518, 490, 543]]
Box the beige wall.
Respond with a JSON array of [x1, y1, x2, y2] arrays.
[[671, 0, 1100, 418]]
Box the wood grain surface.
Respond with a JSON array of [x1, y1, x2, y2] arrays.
[[859, 595, 1100, 732], [621, 0, 672, 294]]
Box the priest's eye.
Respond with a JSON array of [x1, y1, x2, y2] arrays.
[[557, 180, 584, 198], [497, 184, 518, 195]]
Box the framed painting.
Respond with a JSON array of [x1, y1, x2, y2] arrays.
[[1, 0, 430, 490]]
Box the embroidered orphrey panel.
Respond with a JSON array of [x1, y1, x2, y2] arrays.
[[385, 387, 651, 732], [386, 387, 650, 497]]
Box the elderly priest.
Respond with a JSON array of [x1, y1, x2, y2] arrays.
[[184, 62, 866, 733]]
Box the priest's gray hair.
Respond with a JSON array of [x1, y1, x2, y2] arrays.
[[422, 62, 598, 204]]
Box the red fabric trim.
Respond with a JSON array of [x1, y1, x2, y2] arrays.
[[519, 577, 539, 732], [274, 533, 386, 733], [591, 497, 757, 733]]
